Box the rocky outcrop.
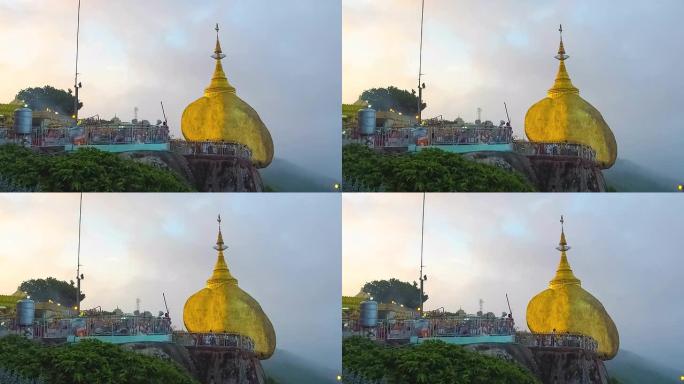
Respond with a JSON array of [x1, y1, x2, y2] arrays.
[[527, 157, 605, 192], [118, 151, 263, 192], [186, 346, 266, 384], [462, 151, 538, 186], [466, 343, 609, 384], [464, 343, 541, 378], [121, 342, 266, 384], [530, 347, 609, 384], [462, 151, 605, 192], [184, 155, 263, 192]]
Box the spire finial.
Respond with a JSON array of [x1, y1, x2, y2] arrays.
[[212, 23, 226, 60], [550, 214, 580, 288], [555, 24, 569, 61], [214, 214, 227, 251], [557, 215, 569, 250]]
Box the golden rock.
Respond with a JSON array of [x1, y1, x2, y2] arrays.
[[526, 217, 619, 359], [183, 216, 276, 359], [181, 25, 274, 168], [525, 31, 617, 168]]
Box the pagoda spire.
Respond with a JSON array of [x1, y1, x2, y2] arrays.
[[205, 23, 235, 95], [207, 214, 238, 287], [548, 24, 579, 97], [549, 215, 581, 288]]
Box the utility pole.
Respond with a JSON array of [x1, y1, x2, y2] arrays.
[[419, 193, 427, 316], [73, 0, 82, 121], [417, 0, 426, 124], [76, 193, 84, 314]]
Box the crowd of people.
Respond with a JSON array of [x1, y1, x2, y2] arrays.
[[169, 140, 253, 158], [173, 331, 255, 351], [426, 126, 513, 146], [517, 331, 598, 352], [343, 316, 516, 341], [80, 315, 172, 337], [514, 141, 597, 161]]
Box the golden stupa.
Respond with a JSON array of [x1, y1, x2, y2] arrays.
[[181, 24, 274, 168], [183, 215, 276, 359], [526, 216, 619, 359], [525, 26, 617, 169]]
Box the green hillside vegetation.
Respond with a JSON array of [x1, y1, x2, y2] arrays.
[[0, 144, 192, 192], [343, 337, 539, 384], [0, 336, 197, 384], [605, 349, 680, 384], [343, 144, 535, 192]]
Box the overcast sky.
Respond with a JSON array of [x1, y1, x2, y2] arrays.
[[343, 193, 683, 370], [0, 193, 341, 374], [0, 0, 341, 181], [344, 0, 684, 179]]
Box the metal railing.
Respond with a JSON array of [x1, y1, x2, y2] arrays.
[[343, 317, 516, 341], [0, 124, 170, 147], [172, 331, 255, 352], [513, 141, 597, 162], [169, 139, 252, 159], [0, 315, 172, 339], [426, 126, 513, 146], [515, 331, 598, 353]]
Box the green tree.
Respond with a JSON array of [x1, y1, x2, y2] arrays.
[[16, 86, 82, 115], [343, 337, 539, 384], [362, 278, 427, 309], [359, 86, 425, 115], [0, 336, 197, 384], [343, 144, 536, 192], [18, 278, 84, 307], [0, 145, 192, 192]]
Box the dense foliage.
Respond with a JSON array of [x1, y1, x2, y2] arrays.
[[19, 278, 84, 308], [16, 86, 82, 115], [343, 144, 535, 192], [359, 87, 425, 115], [0, 367, 44, 384], [343, 337, 539, 384], [0, 144, 192, 192], [362, 279, 427, 309], [0, 336, 197, 384]]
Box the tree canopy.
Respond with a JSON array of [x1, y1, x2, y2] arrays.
[[16, 86, 82, 115], [18, 278, 84, 308], [0, 336, 197, 384], [362, 278, 427, 310], [0, 145, 192, 192], [359, 86, 425, 115], [343, 144, 535, 192], [343, 337, 539, 384]]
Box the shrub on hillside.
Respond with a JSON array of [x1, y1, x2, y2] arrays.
[[0, 144, 192, 192], [343, 337, 539, 384], [342, 144, 535, 192], [0, 336, 197, 384]]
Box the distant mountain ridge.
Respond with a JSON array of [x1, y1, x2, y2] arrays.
[[605, 349, 680, 384], [603, 158, 680, 192], [260, 157, 338, 192], [261, 349, 339, 384]]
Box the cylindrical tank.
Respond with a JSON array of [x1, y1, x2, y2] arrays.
[[359, 300, 378, 327], [13, 107, 32, 135], [16, 299, 35, 326], [358, 108, 376, 136]]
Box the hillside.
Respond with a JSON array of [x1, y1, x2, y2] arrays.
[[260, 157, 338, 192], [342, 337, 539, 383], [0, 144, 192, 192], [603, 158, 679, 192], [342, 144, 535, 192], [0, 336, 197, 384], [261, 349, 339, 384], [605, 349, 680, 384]]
